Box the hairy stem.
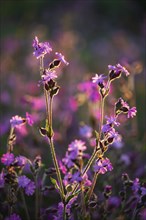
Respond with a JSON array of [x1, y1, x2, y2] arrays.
[[35, 175, 39, 220]]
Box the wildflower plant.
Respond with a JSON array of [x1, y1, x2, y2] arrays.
[[0, 36, 145, 220]]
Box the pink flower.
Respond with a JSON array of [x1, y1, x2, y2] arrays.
[[55, 52, 69, 65], [1, 153, 15, 166], [127, 107, 137, 118]]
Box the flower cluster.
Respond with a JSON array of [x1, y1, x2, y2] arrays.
[[93, 157, 113, 174], [18, 175, 35, 196], [10, 112, 33, 129]]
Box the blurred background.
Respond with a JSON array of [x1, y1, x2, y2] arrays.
[[0, 0, 146, 190]]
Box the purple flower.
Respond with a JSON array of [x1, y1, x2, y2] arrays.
[[68, 140, 86, 152], [26, 112, 34, 126], [92, 74, 106, 85], [53, 202, 64, 220], [102, 124, 112, 133], [55, 52, 69, 65], [10, 115, 26, 128], [5, 213, 21, 220], [105, 116, 120, 126], [41, 69, 57, 83], [24, 181, 35, 196], [132, 178, 140, 193], [18, 175, 30, 188], [0, 170, 5, 188], [1, 152, 15, 166], [32, 36, 52, 59], [15, 156, 27, 167], [71, 171, 82, 183], [82, 173, 92, 186], [93, 157, 113, 174], [127, 107, 137, 118], [59, 161, 67, 174], [108, 196, 121, 209], [62, 152, 75, 168], [18, 175, 35, 196], [79, 124, 92, 138], [108, 63, 130, 76]]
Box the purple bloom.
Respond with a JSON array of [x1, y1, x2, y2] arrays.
[[68, 140, 86, 152], [62, 152, 75, 168], [15, 156, 27, 167], [132, 178, 140, 193], [141, 187, 146, 196], [105, 116, 120, 126], [5, 213, 21, 220], [1, 152, 15, 166], [92, 74, 106, 85], [18, 175, 30, 188], [41, 69, 57, 83], [71, 171, 82, 183], [26, 112, 34, 126], [127, 107, 137, 118], [102, 124, 112, 133], [108, 196, 121, 209], [93, 157, 113, 174], [53, 202, 64, 220], [55, 52, 69, 65], [10, 115, 26, 128], [108, 63, 130, 76], [82, 173, 92, 186], [32, 36, 52, 59], [24, 181, 35, 196], [79, 124, 92, 138], [59, 161, 67, 174]]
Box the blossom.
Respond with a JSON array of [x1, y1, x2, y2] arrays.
[[10, 115, 26, 128], [68, 139, 86, 152], [18, 175, 35, 196], [127, 107, 137, 118], [15, 155, 27, 166], [92, 74, 106, 85], [32, 36, 52, 59], [79, 124, 92, 138], [1, 152, 15, 166], [41, 69, 57, 83], [55, 52, 69, 65], [59, 161, 67, 174], [26, 112, 34, 126], [5, 213, 21, 220], [105, 116, 120, 126], [71, 171, 82, 183], [93, 157, 113, 174], [18, 175, 30, 188], [24, 181, 36, 196], [102, 124, 112, 133], [132, 178, 140, 193], [108, 63, 130, 76]]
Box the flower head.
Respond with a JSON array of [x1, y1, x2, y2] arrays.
[[24, 181, 36, 196], [108, 63, 130, 77], [32, 36, 52, 59], [41, 69, 57, 83], [93, 157, 113, 174], [1, 152, 15, 166], [18, 175, 30, 188], [55, 52, 69, 65], [105, 116, 120, 126], [15, 156, 27, 167], [127, 107, 137, 118], [18, 175, 35, 196], [10, 115, 26, 128], [92, 74, 106, 86], [26, 112, 34, 126], [79, 124, 92, 138]]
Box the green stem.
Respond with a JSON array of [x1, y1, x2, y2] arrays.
[[49, 138, 65, 200], [99, 96, 105, 138], [87, 172, 98, 200], [7, 127, 14, 152], [21, 190, 30, 220]]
